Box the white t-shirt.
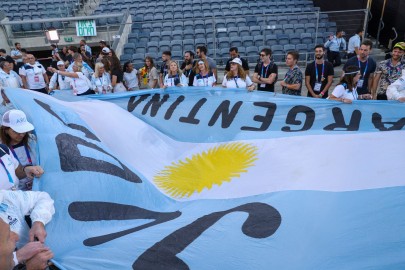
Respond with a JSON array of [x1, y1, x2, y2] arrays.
[[193, 72, 216, 87], [91, 72, 111, 93], [0, 69, 22, 88], [0, 146, 19, 190], [10, 49, 22, 63], [348, 34, 361, 54], [222, 75, 253, 89], [70, 72, 90, 94], [19, 63, 47, 89], [49, 72, 72, 90], [164, 73, 188, 87], [331, 84, 358, 100], [124, 70, 139, 89]]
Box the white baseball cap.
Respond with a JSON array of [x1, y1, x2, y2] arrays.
[[102, 47, 111, 54], [230, 58, 242, 66], [2, 110, 34, 133], [57, 61, 65, 66]]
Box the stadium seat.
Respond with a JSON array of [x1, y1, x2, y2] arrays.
[[296, 44, 308, 54], [218, 37, 230, 49], [147, 41, 159, 53], [225, 18, 236, 28], [294, 24, 306, 34], [206, 38, 215, 51], [238, 26, 250, 37], [230, 36, 242, 48], [215, 19, 226, 29], [253, 35, 264, 47], [162, 21, 173, 31], [288, 15, 299, 25], [286, 33, 299, 45], [159, 41, 171, 52], [124, 43, 136, 55], [184, 29, 195, 40], [271, 45, 284, 62], [120, 54, 132, 63], [277, 34, 290, 46], [172, 30, 183, 40], [283, 44, 296, 53], [149, 32, 160, 42], [283, 24, 295, 34], [246, 16, 257, 27], [171, 51, 182, 60], [183, 39, 195, 51], [135, 42, 147, 54], [250, 26, 262, 36], [241, 36, 256, 47], [305, 23, 316, 33], [194, 21, 205, 30], [184, 21, 194, 31], [236, 18, 246, 27], [265, 34, 278, 46], [228, 27, 239, 38], [195, 38, 206, 47], [128, 33, 138, 44], [171, 40, 183, 52], [172, 21, 183, 31], [277, 15, 288, 25], [161, 31, 172, 41], [194, 29, 206, 39], [301, 33, 313, 44], [138, 32, 150, 43], [246, 46, 259, 64], [297, 15, 308, 24]]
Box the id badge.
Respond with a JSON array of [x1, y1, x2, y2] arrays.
[[34, 75, 40, 82], [314, 83, 322, 91], [357, 79, 364, 88], [260, 84, 266, 88]]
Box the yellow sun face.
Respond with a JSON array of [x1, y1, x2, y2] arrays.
[[154, 142, 258, 198]]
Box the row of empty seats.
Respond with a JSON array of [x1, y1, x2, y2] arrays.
[[120, 43, 317, 67]]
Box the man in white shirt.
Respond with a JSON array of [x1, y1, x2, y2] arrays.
[[49, 61, 71, 91], [0, 190, 54, 269], [19, 55, 49, 94], [347, 28, 363, 59], [0, 61, 22, 88], [10, 43, 22, 64]]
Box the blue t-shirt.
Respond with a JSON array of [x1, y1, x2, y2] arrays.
[[344, 56, 376, 95]]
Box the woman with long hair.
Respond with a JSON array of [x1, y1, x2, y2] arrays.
[[139, 56, 158, 89], [0, 110, 38, 190], [329, 65, 371, 103], [123, 61, 140, 91], [91, 62, 112, 94], [109, 56, 126, 93], [193, 59, 216, 87], [163, 61, 188, 88], [222, 58, 255, 91]]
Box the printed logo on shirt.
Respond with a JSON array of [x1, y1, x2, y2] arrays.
[[8, 215, 17, 227], [0, 203, 8, 212]]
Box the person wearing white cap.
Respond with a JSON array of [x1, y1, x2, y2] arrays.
[[222, 58, 255, 91], [193, 59, 216, 87], [0, 61, 22, 88], [0, 189, 54, 269], [0, 110, 43, 190], [387, 68, 405, 102], [48, 61, 72, 91]]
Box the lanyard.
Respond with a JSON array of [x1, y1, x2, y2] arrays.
[[0, 158, 14, 184], [9, 145, 32, 165], [199, 73, 209, 86], [351, 89, 358, 100], [261, 63, 270, 78], [358, 58, 368, 78], [233, 76, 239, 88], [315, 62, 325, 83]]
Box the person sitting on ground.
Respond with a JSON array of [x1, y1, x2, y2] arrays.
[[0, 110, 38, 191], [193, 59, 216, 87], [329, 65, 371, 103], [91, 62, 112, 94], [0, 189, 55, 269], [222, 58, 255, 91], [163, 61, 188, 88], [48, 63, 94, 96]]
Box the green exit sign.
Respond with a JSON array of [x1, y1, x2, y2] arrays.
[[64, 37, 73, 42]]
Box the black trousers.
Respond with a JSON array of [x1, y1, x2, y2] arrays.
[[31, 88, 48, 94], [327, 51, 341, 67]]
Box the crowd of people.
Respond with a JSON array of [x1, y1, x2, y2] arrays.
[[0, 32, 404, 269]]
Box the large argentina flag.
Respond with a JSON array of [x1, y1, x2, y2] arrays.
[[5, 87, 405, 270]]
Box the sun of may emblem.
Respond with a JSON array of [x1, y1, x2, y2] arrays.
[[154, 142, 258, 198]]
